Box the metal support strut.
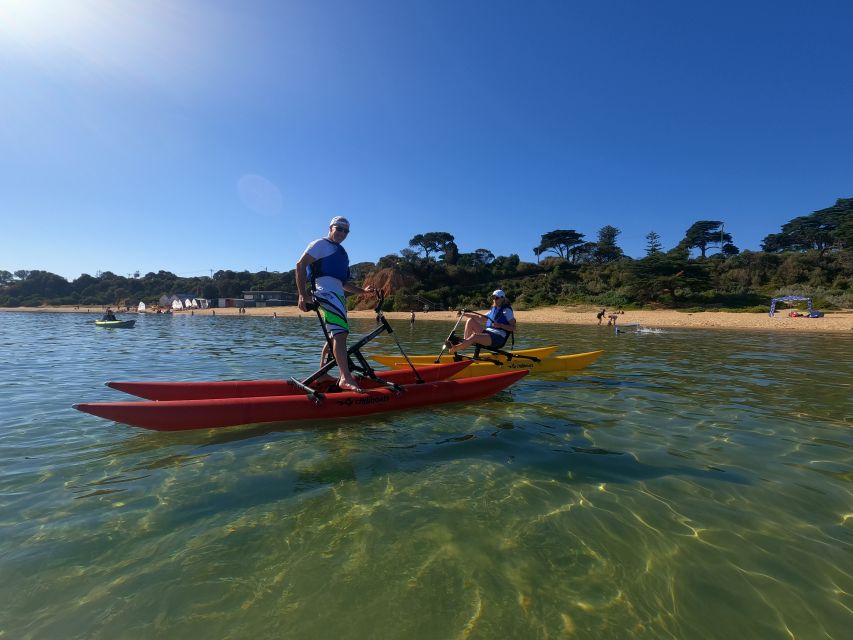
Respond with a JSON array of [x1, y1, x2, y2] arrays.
[[290, 290, 423, 399]]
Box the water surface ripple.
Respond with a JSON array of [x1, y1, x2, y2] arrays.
[[0, 312, 850, 639]]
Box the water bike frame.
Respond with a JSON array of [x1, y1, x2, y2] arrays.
[[294, 290, 422, 400]]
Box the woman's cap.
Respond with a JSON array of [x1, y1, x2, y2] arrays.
[[329, 216, 350, 229], [492, 289, 506, 298]]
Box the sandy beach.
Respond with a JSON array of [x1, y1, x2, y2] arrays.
[[3, 305, 851, 333]]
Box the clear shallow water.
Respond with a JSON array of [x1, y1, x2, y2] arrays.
[[0, 311, 850, 639]]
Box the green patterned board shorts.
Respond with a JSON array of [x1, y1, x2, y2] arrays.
[[315, 291, 349, 336]]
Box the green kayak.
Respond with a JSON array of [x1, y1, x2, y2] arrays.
[[95, 319, 136, 328]]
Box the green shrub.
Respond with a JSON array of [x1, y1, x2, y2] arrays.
[[590, 291, 630, 308]]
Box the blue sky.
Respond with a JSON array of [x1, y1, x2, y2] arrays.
[[1, 0, 851, 281]]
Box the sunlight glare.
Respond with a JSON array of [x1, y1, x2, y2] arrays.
[[0, 0, 226, 94], [238, 175, 285, 217], [0, 0, 92, 48]]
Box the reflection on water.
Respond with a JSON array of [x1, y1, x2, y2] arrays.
[[0, 311, 850, 639]]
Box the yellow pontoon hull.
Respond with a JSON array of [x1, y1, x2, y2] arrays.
[[384, 350, 604, 379], [369, 346, 557, 368]]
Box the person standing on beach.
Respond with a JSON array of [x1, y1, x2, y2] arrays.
[[296, 216, 374, 393], [596, 308, 606, 325]]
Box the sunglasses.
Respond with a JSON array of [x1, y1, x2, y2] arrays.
[[333, 226, 350, 235]]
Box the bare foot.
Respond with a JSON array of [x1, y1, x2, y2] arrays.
[[338, 380, 366, 393], [309, 374, 338, 392]]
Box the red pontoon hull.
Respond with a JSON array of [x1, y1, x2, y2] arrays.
[[74, 370, 528, 431], [106, 361, 472, 400]]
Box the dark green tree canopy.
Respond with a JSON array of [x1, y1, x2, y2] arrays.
[[571, 242, 597, 264], [683, 221, 732, 258], [534, 230, 585, 261], [399, 248, 420, 264], [594, 225, 623, 263], [2, 196, 849, 310], [377, 253, 404, 269], [349, 262, 375, 283], [11, 270, 72, 299], [455, 248, 495, 268], [441, 241, 459, 265], [624, 252, 710, 304], [409, 232, 455, 260], [645, 231, 663, 256], [762, 198, 852, 253], [473, 248, 495, 265]]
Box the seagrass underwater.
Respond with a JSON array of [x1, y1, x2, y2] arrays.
[[0, 311, 850, 638]]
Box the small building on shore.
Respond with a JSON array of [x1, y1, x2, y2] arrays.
[[238, 291, 296, 308]]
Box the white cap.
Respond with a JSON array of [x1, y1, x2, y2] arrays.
[[329, 216, 350, 229], [492, 289, 506, 298]]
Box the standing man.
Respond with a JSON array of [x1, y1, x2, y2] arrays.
[[296, 216, 374, 393]]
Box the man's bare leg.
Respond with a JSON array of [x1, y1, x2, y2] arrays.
[[333, 332, 364, 392]]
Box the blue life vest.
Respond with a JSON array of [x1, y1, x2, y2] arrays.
[[486, 305, 513, 335], [306, 239, 350, 285]]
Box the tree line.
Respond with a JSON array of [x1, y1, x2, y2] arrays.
[[1, 198, 850, 311]]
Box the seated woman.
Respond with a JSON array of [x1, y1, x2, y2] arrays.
[[448, 289, 516, 354]]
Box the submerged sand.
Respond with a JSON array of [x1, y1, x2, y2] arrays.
[[3, 305, 851, 333]]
